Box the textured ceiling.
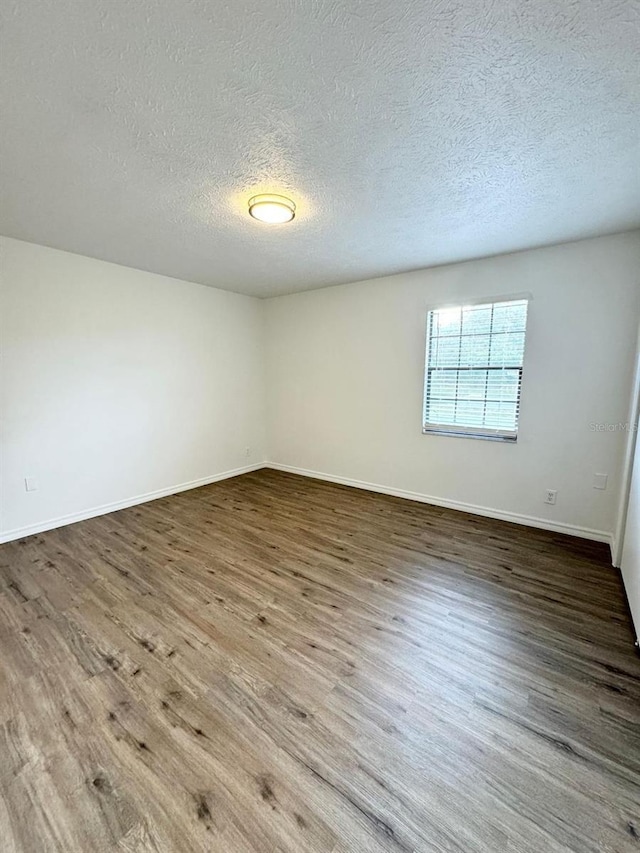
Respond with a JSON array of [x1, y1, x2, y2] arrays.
[[1, 0, 639, 297]]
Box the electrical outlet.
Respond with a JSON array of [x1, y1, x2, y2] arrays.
[[24, 477, 39, 492], [245, 446, 251, 458], [544, 489, 557, 505]]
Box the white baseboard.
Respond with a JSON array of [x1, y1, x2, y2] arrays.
[[2, 461, 615, 559], [266, 462, 613, 547], [610, 534, 620, 568], [0, 463, 266, 544]]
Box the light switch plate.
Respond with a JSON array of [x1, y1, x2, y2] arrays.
[[25, 477, 39, 492]]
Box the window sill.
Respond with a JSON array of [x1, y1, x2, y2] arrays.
[[422, 428, 517, 443]]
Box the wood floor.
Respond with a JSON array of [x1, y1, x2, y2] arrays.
[[0, 469, 639, 853]]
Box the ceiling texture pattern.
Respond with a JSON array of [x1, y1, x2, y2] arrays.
[[1, 0, 639, 296]]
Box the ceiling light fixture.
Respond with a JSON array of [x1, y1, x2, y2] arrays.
[[248, 194, 296, 224]]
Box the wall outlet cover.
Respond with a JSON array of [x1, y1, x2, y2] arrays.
[[593, 473, 608, 490]]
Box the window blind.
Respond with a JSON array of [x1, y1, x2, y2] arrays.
[[423, 299, 528, 441]]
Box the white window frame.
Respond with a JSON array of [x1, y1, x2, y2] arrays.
[[422, 295, 530, 443]]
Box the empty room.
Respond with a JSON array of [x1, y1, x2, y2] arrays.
[[1, 1, 639, 851]]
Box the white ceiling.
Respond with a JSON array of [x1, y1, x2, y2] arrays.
[[1, 0, 639, 298]]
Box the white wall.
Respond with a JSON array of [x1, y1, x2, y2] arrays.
[[618, 323, 640, 641], [620, 424, 640, 643], [265, 232, 640, 542], [613, 322, 640, 567], [0, 237, 266, 540], [3, 231, 640, 551]]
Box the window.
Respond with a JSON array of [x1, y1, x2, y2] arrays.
[[423, 298, 528, 441]]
